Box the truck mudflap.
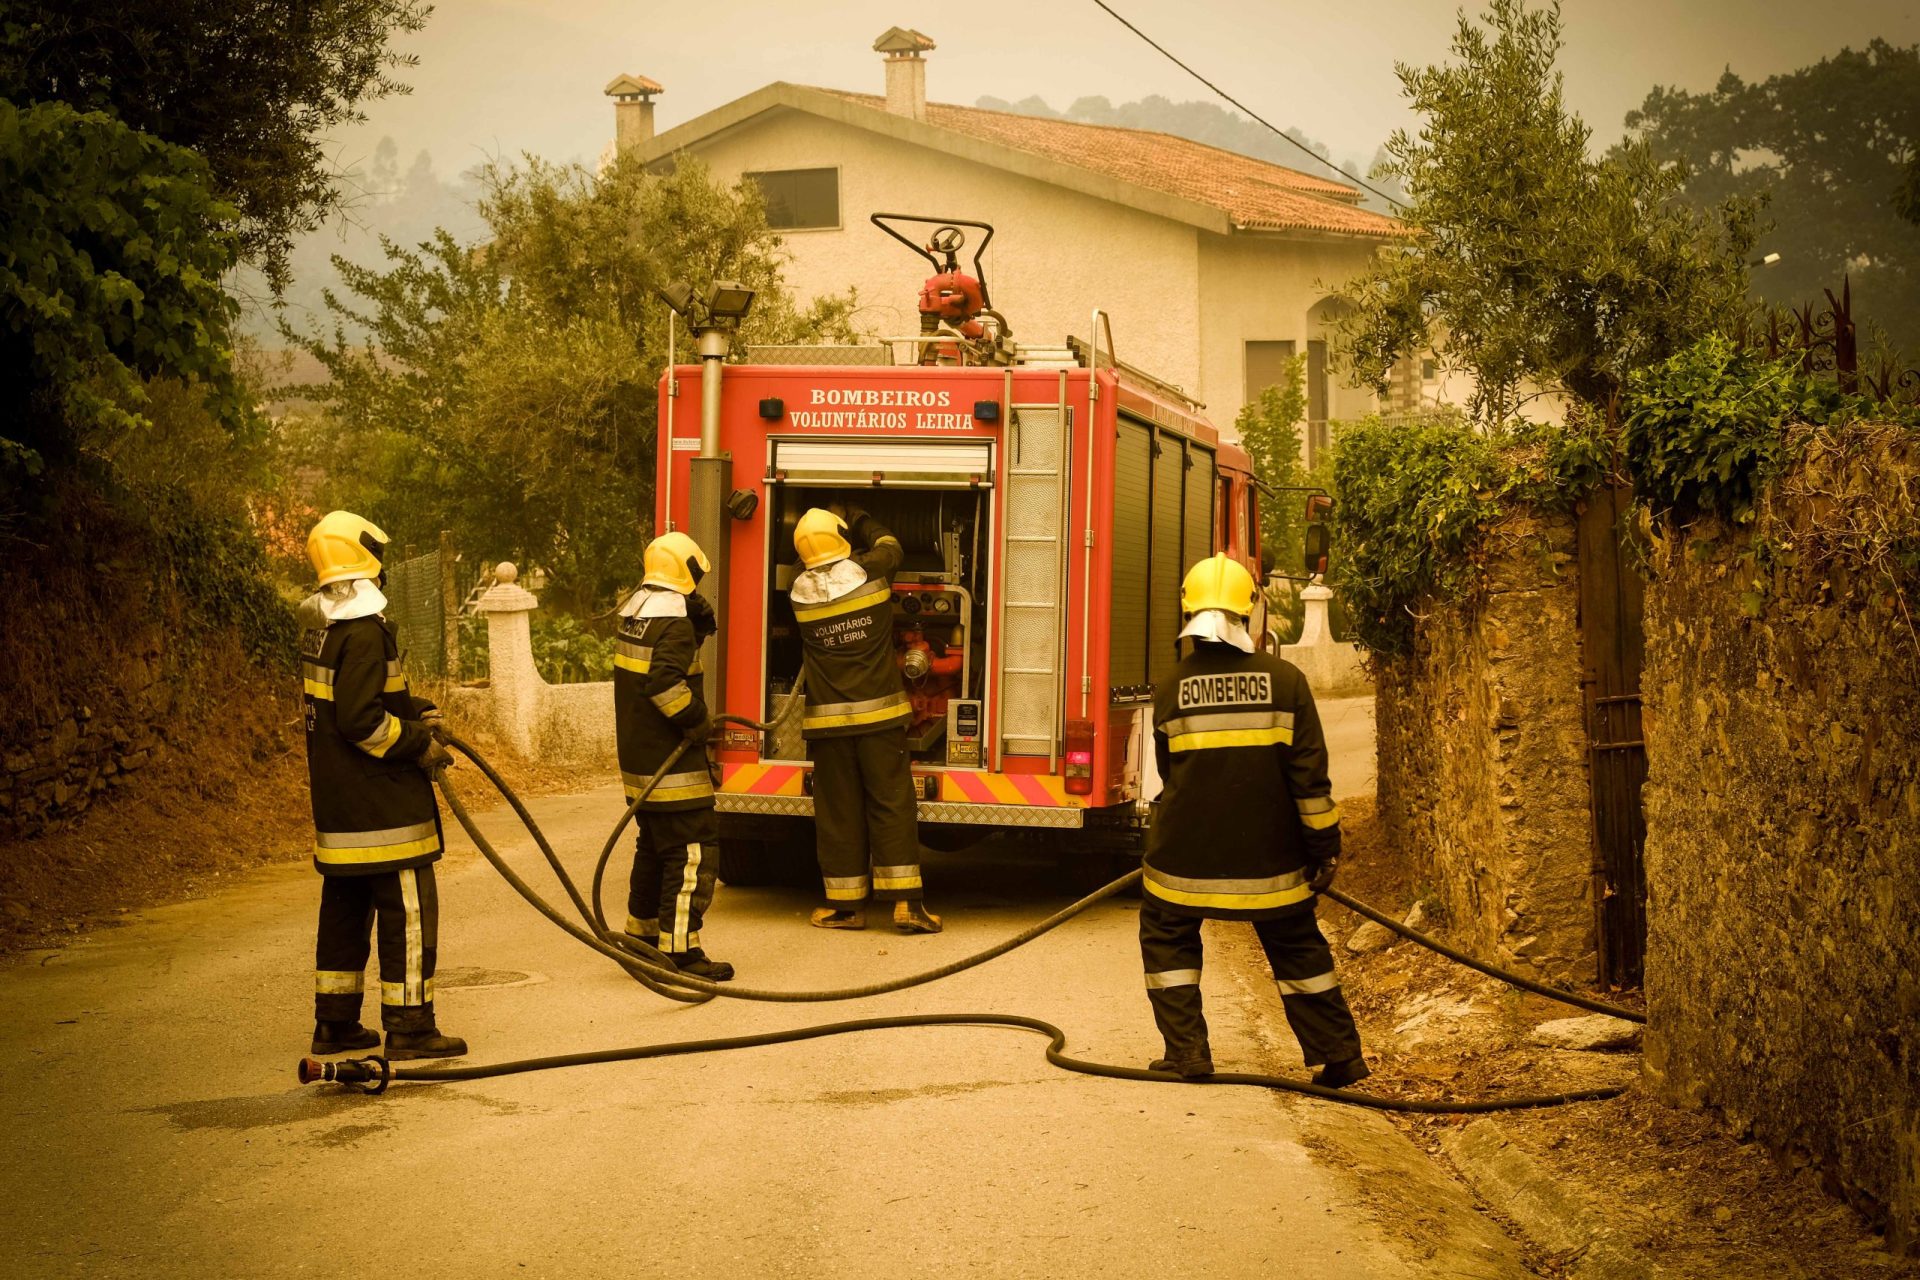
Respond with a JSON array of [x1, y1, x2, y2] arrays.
[[716, 762, 1088, 829]]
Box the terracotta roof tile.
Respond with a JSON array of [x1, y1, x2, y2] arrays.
[[812, 89, 1403, 239]]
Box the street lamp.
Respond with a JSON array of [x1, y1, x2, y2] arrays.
[[653, 274, 759, 713]]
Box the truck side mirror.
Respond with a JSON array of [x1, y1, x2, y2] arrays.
[[1304, 524, 1330, 577]]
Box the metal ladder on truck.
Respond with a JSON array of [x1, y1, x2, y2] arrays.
[[996, 373, 1072, 773]]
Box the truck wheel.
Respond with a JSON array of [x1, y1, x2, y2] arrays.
[[719, 834, 818, 888], [1056, 849, 1143, 899], [719, 839, 780, 887]]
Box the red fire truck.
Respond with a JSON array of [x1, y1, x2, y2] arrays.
[[654, 217, 1268, 882]]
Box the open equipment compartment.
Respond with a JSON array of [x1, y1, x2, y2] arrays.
[[759, 435, 997, 767]]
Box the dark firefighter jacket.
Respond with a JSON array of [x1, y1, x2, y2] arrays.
[[1144, 642, 1342, 920], [299, 598, 442, 877], [793, 513, 911, 740], [613, 589, 714, 810]]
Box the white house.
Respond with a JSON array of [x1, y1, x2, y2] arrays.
[[606, 28, 1425, 456]]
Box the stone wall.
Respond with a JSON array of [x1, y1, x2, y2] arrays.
[[1, 698, 172, 838], [1373, 506, 1595, 981], [1640, 428, 1919, 1251]]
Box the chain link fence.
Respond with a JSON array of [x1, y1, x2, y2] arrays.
[[384, 549, 445, 679]]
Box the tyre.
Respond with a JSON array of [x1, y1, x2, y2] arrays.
[[718, 828, 817, 887]]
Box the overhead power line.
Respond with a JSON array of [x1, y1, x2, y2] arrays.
[[1089, 0, 1408, 213]]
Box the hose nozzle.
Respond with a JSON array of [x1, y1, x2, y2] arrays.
[[297, 1055, 392, 1092]]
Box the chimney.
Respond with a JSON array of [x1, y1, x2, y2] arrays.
[[604, 74, 664, 156], [872, 27, 934, 122]]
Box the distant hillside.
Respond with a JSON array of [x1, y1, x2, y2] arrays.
[[235, 138, 486, 346], [974, 93, 1404, 215]]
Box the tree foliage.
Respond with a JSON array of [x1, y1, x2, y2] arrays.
[[1339, 0, 1754, 424], [286, 155, 859, 611], [0, 0, 429, 290], [1622, 39, 1920, 355], [1234, 356, 1315, 562], [0, 102, 243, 472]]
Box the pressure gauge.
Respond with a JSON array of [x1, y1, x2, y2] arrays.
[[931, 594, 954, 614]]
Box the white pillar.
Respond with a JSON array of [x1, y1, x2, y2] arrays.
[[473, 562, 545, 757], [1297, 582, 1334, 647]]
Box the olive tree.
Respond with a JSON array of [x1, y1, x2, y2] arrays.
[[1340, 0, 1755, 425]]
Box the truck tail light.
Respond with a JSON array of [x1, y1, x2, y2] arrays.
[[1064, 719, 1095, 795]]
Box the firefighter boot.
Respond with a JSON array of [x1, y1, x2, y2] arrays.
[[893, 900, 943, 934], [385, 1028, 469, 1060], [1148, 1047, 1216, 1079], [669, 949, 735, 982], [1312, 1056, 1371, 1089], [810, 907, 866, 930], [310, 1021, 381, 1055]]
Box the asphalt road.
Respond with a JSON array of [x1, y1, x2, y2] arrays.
[[1, 695, 1524, 1279]]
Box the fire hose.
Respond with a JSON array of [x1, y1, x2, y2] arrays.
[[298, 716, 1644, 1112]]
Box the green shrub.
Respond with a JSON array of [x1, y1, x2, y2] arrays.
[[1621, 334, 1917, 524], [1329, 410, 1611, 656], [531, 612, 615, 685], [1331, 414, 1504, 655]]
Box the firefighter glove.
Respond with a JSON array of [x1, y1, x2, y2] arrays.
[[419, 708, 449, 742], [686, 589, 718, 641], [418, 740, 456, 774], [684, 717, 714, 745], [1306, 856, 1340, 895]]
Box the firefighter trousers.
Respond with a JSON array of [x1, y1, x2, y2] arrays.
[[1139, 899, 1364, 1068], [809, 726, 924, 903], [626, 805, 720, 954], [314, 866, 440, 1034]]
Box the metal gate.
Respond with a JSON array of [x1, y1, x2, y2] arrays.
[[1577, 484, 1647, 987]]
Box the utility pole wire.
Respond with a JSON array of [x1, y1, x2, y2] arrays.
[[1089, 0, 1409, 214]]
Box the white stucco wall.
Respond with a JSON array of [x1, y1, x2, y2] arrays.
[[685, 109, 1203, 398], [1195, 232, 1384, 430]]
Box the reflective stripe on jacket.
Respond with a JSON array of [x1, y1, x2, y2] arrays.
[[794, 514, 910, 740], [1143, 644, 1341, 920], [300, 608, 442, 877], [613, 607, 714, 811]]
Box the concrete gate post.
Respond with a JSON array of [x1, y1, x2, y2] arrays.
[[472, 562, 543, 757]]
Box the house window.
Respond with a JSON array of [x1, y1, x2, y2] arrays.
[[1422, 358, 1438, 380], [1243, 340, 1297, 406], [745, 168, 839, 230]]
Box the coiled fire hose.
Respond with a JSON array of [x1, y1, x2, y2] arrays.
[[298, 712, 1643, 1112]]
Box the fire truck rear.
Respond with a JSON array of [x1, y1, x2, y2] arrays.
[[654, 216, 1267, 882]]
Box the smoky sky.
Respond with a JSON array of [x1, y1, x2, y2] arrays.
[[333, 0, 1918, 179]]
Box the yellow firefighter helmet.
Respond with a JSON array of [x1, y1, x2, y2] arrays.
[[794, 508, 852, 569], [641, 531, 710, 594], [307, 510, 390, 586], [1180, 553, 1258, 619]]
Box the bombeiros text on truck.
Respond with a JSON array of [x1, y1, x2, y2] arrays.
[[655, 213, 1281, 884]]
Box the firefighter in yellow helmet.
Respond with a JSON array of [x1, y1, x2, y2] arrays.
[[790, 504, 941, 933], [612, 531, 733, 979], [298, 511, 466, 1060], [1138, 553, 1367, 1084]]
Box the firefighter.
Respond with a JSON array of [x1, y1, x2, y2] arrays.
[[791, 504, 942, 934], [1138, 553, 1369, 1086], [299, 511, 466, 1060], [612, 531, 734, 981]]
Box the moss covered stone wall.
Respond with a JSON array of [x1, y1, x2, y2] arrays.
[[1641, 428, 1920, 1251], [1374, 505, 1596, 981]]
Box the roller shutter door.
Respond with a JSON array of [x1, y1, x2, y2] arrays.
[[1184, 444, 1216, 579], [1149, 431, 1186, 689], [1109, 418, 1152, 690]]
